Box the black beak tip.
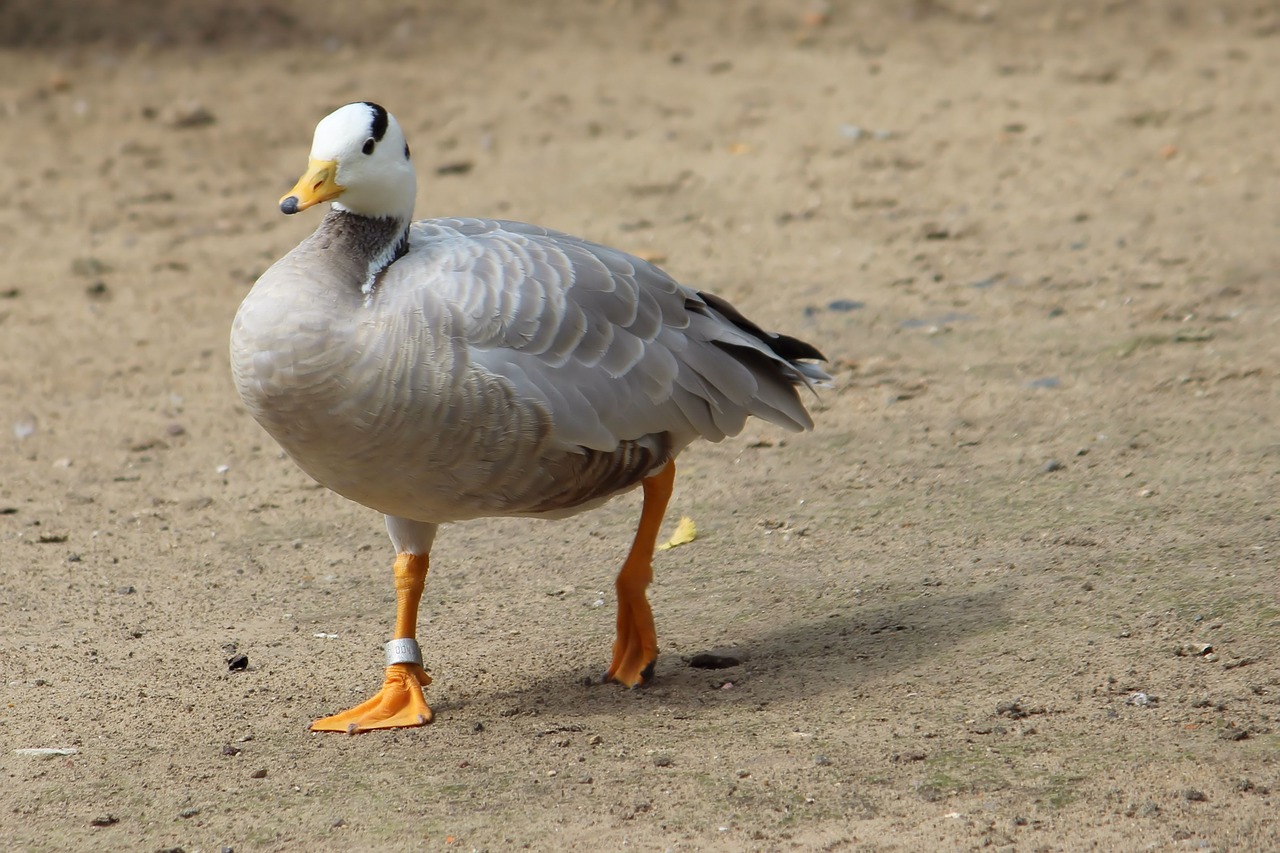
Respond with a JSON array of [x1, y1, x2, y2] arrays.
[[280, 196, 300, 215]]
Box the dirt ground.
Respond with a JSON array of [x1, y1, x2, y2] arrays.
[[1, 1, 1277, 850]]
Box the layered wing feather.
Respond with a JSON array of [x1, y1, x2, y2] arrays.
[[392, 218, 826, 455]]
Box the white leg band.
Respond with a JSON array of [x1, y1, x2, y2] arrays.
[[385, 638, 424, 668]]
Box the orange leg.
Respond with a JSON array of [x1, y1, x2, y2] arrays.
[[310, 552, 434, 733], [605, 461, 675, 687]]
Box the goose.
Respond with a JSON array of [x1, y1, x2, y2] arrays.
[[230, 102, 829, 733]]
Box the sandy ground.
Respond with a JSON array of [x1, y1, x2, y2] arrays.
[[1, 1, 1278, 850]]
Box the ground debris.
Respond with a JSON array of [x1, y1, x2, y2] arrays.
[[688, 649, 744, 670], [995, 699, 1046, 719]]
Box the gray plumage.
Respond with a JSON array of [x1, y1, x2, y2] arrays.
[[232, 212, 827, 524]]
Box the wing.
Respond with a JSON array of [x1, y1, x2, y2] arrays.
[[395, 217, 822, 454]]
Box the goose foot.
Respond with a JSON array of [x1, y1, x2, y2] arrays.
[[310, 663, 434, 733]]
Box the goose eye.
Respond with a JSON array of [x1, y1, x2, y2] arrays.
[[404, 142, 411, 159], [362, 138, 376, 156]]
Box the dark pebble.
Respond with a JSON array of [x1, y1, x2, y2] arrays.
[[653, 754, 674, 767], [1219, 728, 1249, 741], [689, 652, 742, 670], [1183, 789, 1208, 802], [997, 700, 1032, 719], [435, 160, 474, 176], [221, 744, 242, 756], [1042, 459, 1064, 473], [814, 755, 833, 766], [117, 585, 135, 595], [827, 299, 865, 312], [228, 654, 249, 672], [179, 807, 201, 819], [90, 814, 118, 827]]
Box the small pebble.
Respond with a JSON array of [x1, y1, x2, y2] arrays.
[[814, 755, 832, 766], [164, 101, 217, 128], [227, 654, 249, 672], [90, 815, 117, 827], [1042, 459, 1064, 473], [434, 160, 474, 176], [179, 807, 201, 819], [653, 754, 674, 767], [13, 415, 37, 440], [1183, 789, 1207, 802], [826, 299, 865, 312], [250, 768, 267, 779]]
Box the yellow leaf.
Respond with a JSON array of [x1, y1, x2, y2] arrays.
[[657, 516, 697, 551]]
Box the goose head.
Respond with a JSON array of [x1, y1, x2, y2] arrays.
[[280, 102, 416, 223]]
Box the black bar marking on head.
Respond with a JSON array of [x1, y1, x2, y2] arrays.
[[363, 102, 389, 142]]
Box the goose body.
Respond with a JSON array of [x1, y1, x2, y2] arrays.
[[230, 102, 828, 732]]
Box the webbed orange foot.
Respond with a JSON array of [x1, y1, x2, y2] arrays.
[[605, 595, 658, 687], [310, 663, 434, 733], [603, 461, 673, 688]]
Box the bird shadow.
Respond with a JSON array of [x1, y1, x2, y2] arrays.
[[430, 586, 1010, 721]]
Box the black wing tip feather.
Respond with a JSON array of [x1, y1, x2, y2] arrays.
[[694, 290, 828, 365], [767, 331, 827, 364]]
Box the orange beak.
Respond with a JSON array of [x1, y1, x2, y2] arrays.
[[279, 158, 343, 215]]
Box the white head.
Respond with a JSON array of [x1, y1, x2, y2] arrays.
[[279, 102, 416, 222]]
